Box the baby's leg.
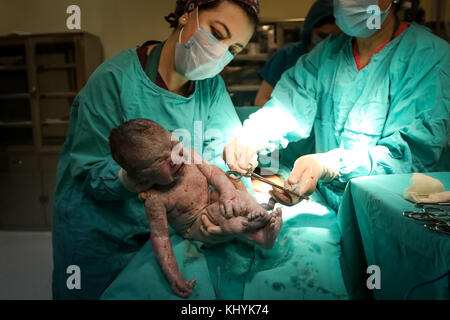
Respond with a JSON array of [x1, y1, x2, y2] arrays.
[[209, 189, 270, 229], [184, 202, 236, 245], [241, 208, 283, 250], [236, 190, 271, 229], [203, 202, 251, 236], [205, 196, 283, 249], [209, 207, 283, 250], [192, 191, 282, 249]]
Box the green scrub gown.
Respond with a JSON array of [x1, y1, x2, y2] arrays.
[[244, 23, 450, 211], [52, 48, 243, 299]]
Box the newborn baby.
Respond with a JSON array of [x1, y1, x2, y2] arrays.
[[109, 119, 283, 298]]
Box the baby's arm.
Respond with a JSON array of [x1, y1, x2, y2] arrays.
[[191, 150, 242, 218], [144, 195, 196, 298]]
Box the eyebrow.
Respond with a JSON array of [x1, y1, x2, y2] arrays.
[[214, 21, 244, 49]]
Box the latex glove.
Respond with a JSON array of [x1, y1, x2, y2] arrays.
[[404, 173, 449, 203], [269, 155, 333, 205], [118, 168, 153, 193], [223, 137, 259, 176], [269, 180, 302, 207], [287, 155, 323, 196]]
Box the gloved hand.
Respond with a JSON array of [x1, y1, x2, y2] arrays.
[[223, 137, 259, 176], [269, 154, 339, 205], [118, 168, 153, 193], [269, 180, 302, 207]]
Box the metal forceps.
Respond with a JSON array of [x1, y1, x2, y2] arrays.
[[403, 203, 450, 235], [226, 165, 311, 201]]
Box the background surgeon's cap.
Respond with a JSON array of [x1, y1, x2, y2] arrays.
[[166, 0, 260, 28], [300, 0, 334, 44]]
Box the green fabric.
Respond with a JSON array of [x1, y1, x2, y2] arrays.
[[52, 49, 244, 299], [242, 23, 450, 212], [101, 191, 348, 300], [144, 41, 164, 82], [338, 172, 450, 300]]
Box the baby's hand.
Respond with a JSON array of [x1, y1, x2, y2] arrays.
[[219, 192, 242, 218], [170, 274, 197, 298]]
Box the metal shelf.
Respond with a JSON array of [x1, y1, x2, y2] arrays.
[[0, 32, 104, 230], [0, 65, 27, 71], [40, 92, 77, 99], [5, 145, 35, 153], [0, 121, 33, 128], [37, 64, 77, 72], [0, 93, 30, 100], [41, 119, 70, 125]]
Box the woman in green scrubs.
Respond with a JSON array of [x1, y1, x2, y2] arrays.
[[52, 0, 259, 299]]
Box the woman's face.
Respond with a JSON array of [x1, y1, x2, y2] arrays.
[[179, 1, 255, 56]]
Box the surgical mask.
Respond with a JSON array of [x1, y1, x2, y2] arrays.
[[333, 0, 392, 38], [175, 8, 234, 80]]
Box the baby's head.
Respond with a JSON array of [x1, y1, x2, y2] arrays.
[[109, 119, 185, 186]]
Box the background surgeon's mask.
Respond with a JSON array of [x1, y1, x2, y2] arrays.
[[175, 8, 234, 81], [333, 0, 391, 38]]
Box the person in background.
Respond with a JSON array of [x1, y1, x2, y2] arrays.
[[254, 0, 341, 107]]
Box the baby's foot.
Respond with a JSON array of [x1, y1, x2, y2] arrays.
[[242, 207, 270, 230], [261, 208, 283, 250]]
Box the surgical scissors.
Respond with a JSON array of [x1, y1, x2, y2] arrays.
[[403, 207, 449, 220], [403, 203, 450, 235], [424, 224, 450, 236], [226, 165, 311, 201], [415, 202, 450, 209]]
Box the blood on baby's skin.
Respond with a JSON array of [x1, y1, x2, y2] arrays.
[[230, 197, 236, 201]]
